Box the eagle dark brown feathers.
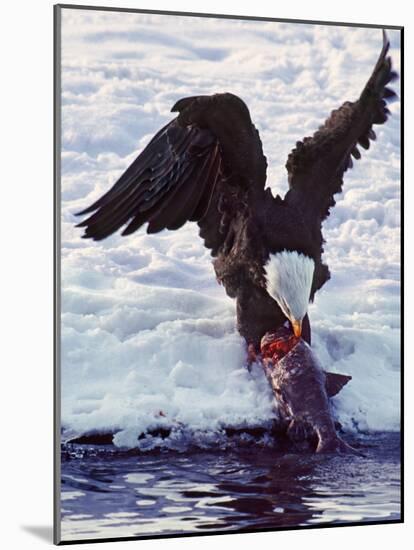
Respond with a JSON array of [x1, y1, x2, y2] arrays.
[[284, 30, 397, 226], [76, 121, 222, 240], [76, 93, 268, 258]]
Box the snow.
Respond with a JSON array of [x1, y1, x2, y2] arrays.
[[59, 8, 401, 449]]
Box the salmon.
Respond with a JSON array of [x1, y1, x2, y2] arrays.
[[260, 328, 360, 454]]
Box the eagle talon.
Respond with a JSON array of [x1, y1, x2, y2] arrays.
[[247, 343, 260, 368]]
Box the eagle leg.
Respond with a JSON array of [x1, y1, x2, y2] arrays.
[[247, 343, 261, 370]]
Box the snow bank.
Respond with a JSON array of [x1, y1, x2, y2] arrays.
[[60, 9, 401, 449]]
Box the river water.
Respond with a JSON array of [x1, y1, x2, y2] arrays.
[[60, 432, 401, 543]]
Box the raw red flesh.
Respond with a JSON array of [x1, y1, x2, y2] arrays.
[[261, 334, 299, 362]]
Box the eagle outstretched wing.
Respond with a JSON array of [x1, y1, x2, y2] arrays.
[[76, 93, 267, 255], [284, 30, 397, 226], [76, 120, 222, 239]]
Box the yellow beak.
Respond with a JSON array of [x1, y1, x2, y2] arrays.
[[291, 319, 302, 338]]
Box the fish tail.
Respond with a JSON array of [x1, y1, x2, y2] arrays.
[[316, 435, 364, 456]]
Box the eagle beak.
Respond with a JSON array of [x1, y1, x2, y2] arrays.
[[291, 319, 302, 338]]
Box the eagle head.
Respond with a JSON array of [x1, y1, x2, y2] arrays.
[[264, 250, 315, 338]]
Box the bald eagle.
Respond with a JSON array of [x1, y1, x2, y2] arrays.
[[76, 31, 397, 351]]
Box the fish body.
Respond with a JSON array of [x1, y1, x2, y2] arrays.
[[261, 332, 358, 454]]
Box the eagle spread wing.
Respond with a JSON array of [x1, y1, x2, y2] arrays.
[[76, 93, 267, 256], [284, 30, 397, 226]]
